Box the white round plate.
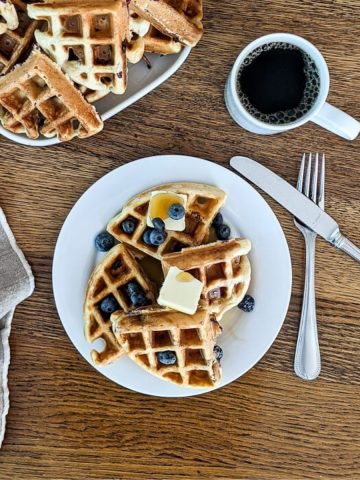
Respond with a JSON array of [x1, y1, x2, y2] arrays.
[[53, 155, 292, 397]]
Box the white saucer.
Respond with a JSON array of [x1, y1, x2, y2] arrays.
[[52, 155, 292, 397]]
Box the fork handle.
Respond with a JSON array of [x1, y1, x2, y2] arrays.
[[294, 234, 321, 380], [331, 231, 360, 264]]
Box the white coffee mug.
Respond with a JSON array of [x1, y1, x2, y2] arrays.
[[224, 33, 360, 140]]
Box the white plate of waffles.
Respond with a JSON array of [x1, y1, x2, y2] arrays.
[[0, 47, 190, 147], [0, 0, 200, 145], [52, 155, 292, 397]]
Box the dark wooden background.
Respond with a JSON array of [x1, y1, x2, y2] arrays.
[[0, 1, 359, 479]]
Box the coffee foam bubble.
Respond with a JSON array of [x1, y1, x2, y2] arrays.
[[237, 42, 320, 125]]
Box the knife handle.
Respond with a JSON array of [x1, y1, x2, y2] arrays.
[[331, 231, 360, 264]]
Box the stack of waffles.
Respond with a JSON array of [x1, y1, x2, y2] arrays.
[[0, 0, 204, 141], [84, 183, 252, 389]]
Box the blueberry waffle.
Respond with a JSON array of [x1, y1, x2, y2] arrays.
[[0, 0, 40, 75], [111, 306, 222, 387], [162, 239, 252, 318], [0, 49, 103, 140], [144, 25, 182, 55], [28, 0, 129, 94], [84, 243, 157, 366], [131, 0, 203, 47], [106, 182, 226, 261]]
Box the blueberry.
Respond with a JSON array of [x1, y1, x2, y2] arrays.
[[130, 292, 150, 307], [216, 224, 231, 240], [238, 294, 255, 312], [142, 228, 153, 245], [152, 217, 165, 231], [95, 231, 115, 252], [121, 218, 136, 234], [99, 295, 119, 314], [212, 212, 223, 227], [127, 281, 141, 294], [168, 203, 185, 220], [214, 345, 223, 362], [157, 351, 177, 365], [149, 229, 166, 246]]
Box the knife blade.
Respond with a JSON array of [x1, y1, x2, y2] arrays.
[[230, 156, 360, 263]]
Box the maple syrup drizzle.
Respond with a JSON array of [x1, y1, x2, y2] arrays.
[[176, 271, 194, 283], [149, 193, 184, 221]]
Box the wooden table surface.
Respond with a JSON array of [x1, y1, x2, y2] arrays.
[[0, 1, 359, 479]]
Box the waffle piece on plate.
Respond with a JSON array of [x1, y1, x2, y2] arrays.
[[162, 239, 252, 318], [27, 0, 129, 94], [77, 84, 109, 103], [144, 25, 182, 55], [126, 10, 150, 64], [0, 49, 103, 140], [112, 306, 222, 387], [0, 0, 18, 35], [107, 182, 226, 261], [0, 0, 40, 75], [131, 0, 203, 47], [84, 243, 158, 366]]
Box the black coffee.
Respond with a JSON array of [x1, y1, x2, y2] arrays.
[[237, 42, 320, 125]]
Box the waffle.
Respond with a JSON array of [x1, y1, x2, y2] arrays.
[[131, 0, 203, 47], [144, 25, 182, 55], [0, 0, 40, 75], [84, 243, 158, 366], [162, 239, 252, 318], [112, 306, 222, 387], [28, 0, 129, 94], [0, 49, 103, 140], [127, 10, 150, 64], [0, 1, 18, 35], [107, 182, 226, 261], [78, 84, 109, 103]]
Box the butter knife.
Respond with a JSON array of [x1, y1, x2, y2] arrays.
[[230, 156, 360, 263]]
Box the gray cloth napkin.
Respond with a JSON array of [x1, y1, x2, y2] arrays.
[[0, 208, 34, 448]]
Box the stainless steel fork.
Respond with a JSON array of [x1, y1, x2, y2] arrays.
[[293, 153, 325, 380]]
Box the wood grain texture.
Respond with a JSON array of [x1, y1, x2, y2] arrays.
[[0, 1, 359, 479]]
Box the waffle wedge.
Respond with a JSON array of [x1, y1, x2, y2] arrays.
[[28, 0, 129, 94], [0, 49, 103, 140], [112, 307, 222, 387], [127, 10, 150, 64], [131, 0, 203, 47], [144, 25, 182, 55], [0, 0, 40, 75], [162, 239, 252, 318], [84, 243, 158, 366], [107, 182, 226, 261]]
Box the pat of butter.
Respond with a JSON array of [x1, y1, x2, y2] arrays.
[[158, 266, 203, 315], [146, 191, 187, 232]]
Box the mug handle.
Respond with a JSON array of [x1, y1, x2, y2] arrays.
[[312, 102, 360, 140]]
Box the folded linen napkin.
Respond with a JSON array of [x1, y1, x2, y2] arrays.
[[0, 208, 34, 448]]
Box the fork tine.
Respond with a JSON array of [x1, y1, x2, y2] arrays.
[[297, 153, 306, 192], [318, 154, 325, 210], [311, 152, 319, 202], [304, 152, 312, 197]]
